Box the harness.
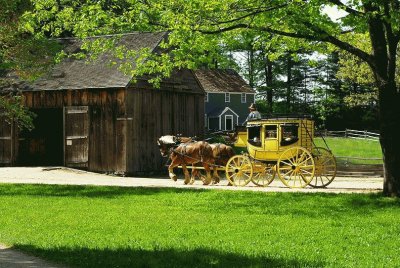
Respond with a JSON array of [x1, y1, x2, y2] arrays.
[[214, 143, 222, 160], [170, 142, 201, 164], [167, 143, 226, 169], [160, 137, 227, 169]]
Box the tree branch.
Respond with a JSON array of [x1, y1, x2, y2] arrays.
[[210, 3, 288, 25], [199, 23, 374, 67], [199, 24, 320, 40]]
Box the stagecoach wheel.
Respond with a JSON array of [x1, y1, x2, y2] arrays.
[[309, 147, 337, 188], [251, 163, 276, 187], [277, 146, 315, 188], [225, 155, 253, 186]]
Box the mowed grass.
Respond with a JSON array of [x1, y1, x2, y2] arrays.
[[314, 137, 382, 164], [1, 184, 400, 267]]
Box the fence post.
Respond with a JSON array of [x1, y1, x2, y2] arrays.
[[345, 129, 347, 138]]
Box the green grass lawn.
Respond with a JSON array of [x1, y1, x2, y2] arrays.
[[0, 184, 399, 267], [314, 137, 382, 164]]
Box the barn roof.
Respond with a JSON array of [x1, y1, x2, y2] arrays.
[[194, 69, 254, 93], [1, 32, 168, 91]]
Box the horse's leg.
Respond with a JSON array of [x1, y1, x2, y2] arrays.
[[202, 162, 212, 185], [182, 164, 191, 185], [190, 166, 198, 185], [212, 166, 220, 184], [168, 158, 179, 181]]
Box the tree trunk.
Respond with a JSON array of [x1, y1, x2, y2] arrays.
[[286, 54, 292, 112], [365, 3, 400, 196], [264, 55, 273, 113], [378, 81, 400, 197], [248, 49, 255, 89]]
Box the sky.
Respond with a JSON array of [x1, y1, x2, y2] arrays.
[[323, 4, 348, 21]]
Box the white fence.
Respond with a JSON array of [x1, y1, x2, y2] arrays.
[[319, 129, 380, 141]]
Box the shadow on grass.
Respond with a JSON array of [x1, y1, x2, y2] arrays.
[[0, 184, 207, 198], [14, 244, 325, 268]]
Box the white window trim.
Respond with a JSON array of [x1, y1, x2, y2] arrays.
[[225, 115, 233, 131], [205, 92, 209, 102], [225, 93, 230, 102], [241, 93, 246, 103]]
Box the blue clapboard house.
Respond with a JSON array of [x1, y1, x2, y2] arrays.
[[194, 69, 256, 131]]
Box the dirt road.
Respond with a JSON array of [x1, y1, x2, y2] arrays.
[[0, 167, 383, 194]]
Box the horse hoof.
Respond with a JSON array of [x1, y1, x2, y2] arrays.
[[184, 178, 190, 185], [170, 176, 177, 182], [203, 179, 211, 186]]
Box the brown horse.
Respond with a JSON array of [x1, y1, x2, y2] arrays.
[[210, 143, 235, 183], [157, 135, 214, 185], [191, 143, 235, 184]]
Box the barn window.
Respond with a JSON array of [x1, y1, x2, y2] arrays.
[[241, 93, 246, 103], [225, 115, 233, 130], [225, 93, 230, 102]]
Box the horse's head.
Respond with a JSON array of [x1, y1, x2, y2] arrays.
[[157, 135, 177, 157]]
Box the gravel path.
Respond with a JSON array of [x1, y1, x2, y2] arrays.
[[0, 167, 384, 193], [0, 244, 64, 268]]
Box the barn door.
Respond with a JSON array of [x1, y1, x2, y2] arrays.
[[0, 116, 13, 166], [64, 106, 89, 168]]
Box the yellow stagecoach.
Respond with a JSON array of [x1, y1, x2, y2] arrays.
[[226, 115, 336, 188]]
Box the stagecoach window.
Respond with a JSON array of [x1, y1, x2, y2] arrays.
[[280, 124, 299, 146], [248, 125, 262, 147], [265, 125, 277, 138]]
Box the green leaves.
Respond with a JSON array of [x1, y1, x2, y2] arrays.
[[0, 94, 36, 130]]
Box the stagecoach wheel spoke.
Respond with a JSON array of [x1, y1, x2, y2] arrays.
[[277, 146, 315, 188], [251, 164, 276, 187], [225, 155, 253, 186], [309, 147, 337, 188], [280, 160, 293, 167]]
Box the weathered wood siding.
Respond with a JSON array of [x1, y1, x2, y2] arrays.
[[64, 106, 89, 168], [126, 70, 205, 174], [0, 117, 14, 166], [20, 89, 126, 173], [1, 69, 205, 175]]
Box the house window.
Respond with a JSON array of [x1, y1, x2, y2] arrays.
[[241, 93, 246, 103], [225, 115, 233, 131], [205, 92, 209, 102], [225, 93, 230, 102]]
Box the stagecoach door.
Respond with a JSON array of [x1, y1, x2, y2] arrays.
[[264, 125, 278, 151], [64, 106, 89, 169]]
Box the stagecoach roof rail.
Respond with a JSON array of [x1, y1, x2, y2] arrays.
[[258, 113, 313, 120]]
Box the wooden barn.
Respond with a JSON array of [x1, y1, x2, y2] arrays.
[[0, 32, 205, 175]]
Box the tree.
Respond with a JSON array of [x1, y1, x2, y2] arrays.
[[1, 0, 59, 130], [25, 0, 400, 196]]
